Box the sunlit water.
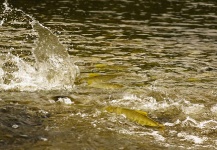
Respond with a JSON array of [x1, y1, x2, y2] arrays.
[[0, 0, 217, 149]]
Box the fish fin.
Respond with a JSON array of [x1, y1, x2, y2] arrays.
[[158, 124, 165, 133], [135, 110, 148, 116], [95, 64, 107, 68], [105, 106, 117, 113], [88, 73, 100, 77]]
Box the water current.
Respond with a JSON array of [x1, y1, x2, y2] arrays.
[[0, 0, 217, 149]]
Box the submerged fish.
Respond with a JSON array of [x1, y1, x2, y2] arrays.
[[88, 82, 124, 89], [105, 106, 165, 130], [77, 73, 123, 89]]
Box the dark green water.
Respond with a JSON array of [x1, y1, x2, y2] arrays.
[[0, 0, 217, 149]]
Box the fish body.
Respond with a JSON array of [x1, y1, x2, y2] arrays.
[[105, 106, 164, 130], [77, 73, 123, 89], [89, 82, 123, 89]]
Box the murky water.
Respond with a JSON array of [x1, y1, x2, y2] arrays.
[[0, 0, 217, 149]]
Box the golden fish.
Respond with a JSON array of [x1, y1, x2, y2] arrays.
[[77, 73, 118, 84], [76, 73, 123, 89], [105, 106, 164, 130]]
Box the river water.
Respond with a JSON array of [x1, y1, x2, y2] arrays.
[[0, 0, 217, 149]]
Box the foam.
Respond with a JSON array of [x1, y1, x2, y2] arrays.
[[182, 116, 198, 127], [122, 94, 141, 101], [164, 119, 181, 127], [198, 120, 217, 129], [182, 103, 205, 115], [56, 97, 74, 105], [147, 131, 165, 142], [117, 128, 165, 142], [109, 93, 180, 113], [211, 104, 217, 115], [181, 116, 217, 129], [177, 132, 207, 144]]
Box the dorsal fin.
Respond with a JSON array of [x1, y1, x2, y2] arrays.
[[135, 110, 148, 116]]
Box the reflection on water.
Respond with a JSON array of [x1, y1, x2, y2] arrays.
[[1, 0, 217, 149]]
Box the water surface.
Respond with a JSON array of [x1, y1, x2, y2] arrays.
[[0, 0, 217, 149]]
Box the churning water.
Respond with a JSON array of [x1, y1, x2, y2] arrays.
[[0, 0, 217, 149]]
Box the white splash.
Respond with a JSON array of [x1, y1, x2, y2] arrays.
[[0, 19, 4, 26], [3, 0, 11, 12], [181, 116, 217, 129], [118, 128, 165, 142], [164, 119, 181, 127], [0, 2, 79, 91], [182, 116, 198, 127], [123, 94, 141, 101], [182, 103, 205, 116], [109, 93, 180, 113], [56, 97, 74, 105], [147, 131, 165, 142], [198, 120, 217, 129], [211, 104, 217, 115], [177, 132, 207, 144]]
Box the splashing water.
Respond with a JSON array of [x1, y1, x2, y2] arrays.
[[1, 0, 217, 149], [0, 1, 79, 91]]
